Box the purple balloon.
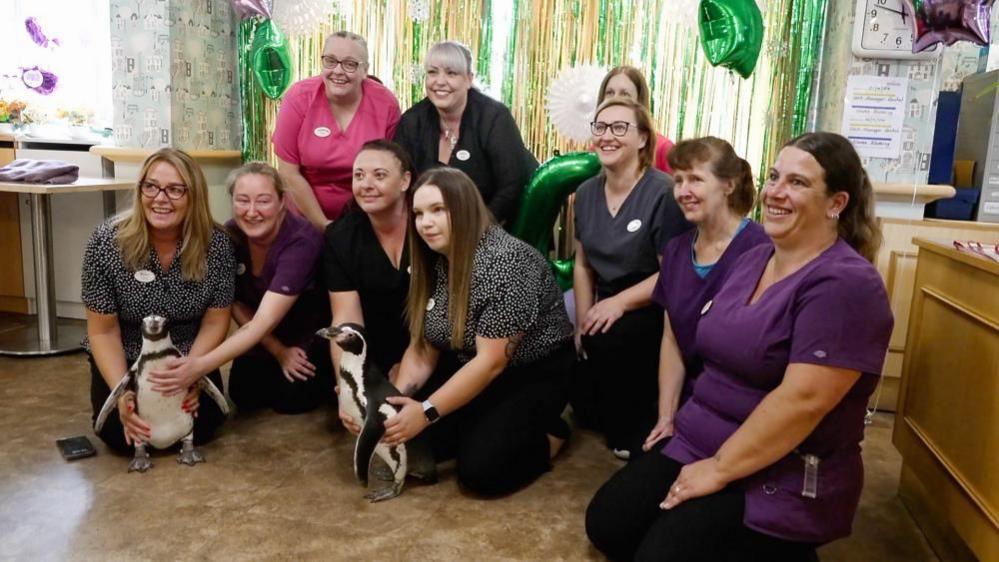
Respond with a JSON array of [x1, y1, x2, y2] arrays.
[[902, 0, 994, 52], [230, 0, 271, 20]]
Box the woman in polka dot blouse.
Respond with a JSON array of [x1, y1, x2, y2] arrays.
[[381, 167, 574, 497], [147, 162, 332, 415], [82, 148, 234, 452]]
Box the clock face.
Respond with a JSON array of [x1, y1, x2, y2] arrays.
[[860, 0, 916, 52]]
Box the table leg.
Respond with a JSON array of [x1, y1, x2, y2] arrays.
[[0, 193, 85, 356]]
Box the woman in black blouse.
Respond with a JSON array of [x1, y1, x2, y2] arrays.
[[82, 148, 234, 452], [382, 168, 574, 496], [393, 40, 537, 225]]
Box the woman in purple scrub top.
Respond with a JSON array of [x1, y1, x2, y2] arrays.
[[586, 132, 893, 561], [642, 137, 770, 453]]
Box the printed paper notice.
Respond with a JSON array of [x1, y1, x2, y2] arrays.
[[840, 75, 908, 159]]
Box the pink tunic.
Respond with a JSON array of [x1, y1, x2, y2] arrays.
[[272, 76, 401, 220]]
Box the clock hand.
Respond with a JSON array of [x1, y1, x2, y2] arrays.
[[878, 5, 906, 18]]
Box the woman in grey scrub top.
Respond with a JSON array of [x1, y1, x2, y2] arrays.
[[571, 97, 691, 460]]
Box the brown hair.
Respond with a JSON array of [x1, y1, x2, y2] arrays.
[[594, 97, 657, 173], [114, 148, 219, 281], [667, 136, 756, 215], [783, 132, 881, 262], [406, 168, 492, 350], [358, 139, 416, 177], [597, 65, 652, 107], [226, 161, 285, 198]]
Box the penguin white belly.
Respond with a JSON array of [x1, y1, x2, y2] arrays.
[[337, 373, 365, 424], [136, 358, 193, 449]]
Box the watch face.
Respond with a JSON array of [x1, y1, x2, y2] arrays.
[[860, 0, 915, 51]]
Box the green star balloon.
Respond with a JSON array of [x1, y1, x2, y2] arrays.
[[250, 19, 293, 100], [698, 0, 764, 79], [510, 151, 602, 290]]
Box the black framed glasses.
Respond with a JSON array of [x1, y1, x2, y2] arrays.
[[139, 181, 188, 200], [321, 56, 361, 73], [590, 120, 640, 137]]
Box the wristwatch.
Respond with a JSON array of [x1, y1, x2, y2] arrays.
[[422, 400, 440, 424]]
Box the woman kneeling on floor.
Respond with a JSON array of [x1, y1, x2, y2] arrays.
[[381, 167, 574, 496], [586, 132, 894, 561], [149, 162, 332, 414]]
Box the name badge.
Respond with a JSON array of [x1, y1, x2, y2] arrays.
[[314, 126, 331, 138], [236, 263, 247, 275], [455, 149, 470, 161], [426, 298, 435, 311], [134, 270, 156, 283], [701, 300, 713, 315], [627, 219, 642, 232]]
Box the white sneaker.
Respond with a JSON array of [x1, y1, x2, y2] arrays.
[[612, 448, 631, 460]]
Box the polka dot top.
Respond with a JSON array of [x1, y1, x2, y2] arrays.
[[81, 220, 236, 363], [423, 226, 572, 365]]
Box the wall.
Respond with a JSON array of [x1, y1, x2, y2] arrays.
[[110, 0, 239, 150], [816, 2, 994, 185]]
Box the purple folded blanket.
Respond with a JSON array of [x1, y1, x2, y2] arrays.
[[0, 159, 80, 184]]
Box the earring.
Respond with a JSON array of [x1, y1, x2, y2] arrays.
[[828, 212, 840, 220]]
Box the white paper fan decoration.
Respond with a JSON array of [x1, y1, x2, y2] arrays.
[[670, 0, 701, 30], [272, 0, 343, 37], [546, 64, 607, 142]]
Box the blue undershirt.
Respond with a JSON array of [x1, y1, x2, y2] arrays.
[[690, 218, 750, 279]]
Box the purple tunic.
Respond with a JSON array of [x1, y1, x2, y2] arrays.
[[227, 212, 328, 354], [651, 221, 770, 399], [663, 240, 893, 543]]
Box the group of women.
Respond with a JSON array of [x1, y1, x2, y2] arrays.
[[83, 30, 893, 561]]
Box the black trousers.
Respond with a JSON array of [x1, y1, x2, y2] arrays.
[[571, 304, 663, 455], [228, 337, 334, 415], [89, 356, 227, 454], [417, 344, 573, 497], [586, 450, 819, 562]]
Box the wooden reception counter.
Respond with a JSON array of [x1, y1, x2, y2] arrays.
[[893, 238, 998, 561]]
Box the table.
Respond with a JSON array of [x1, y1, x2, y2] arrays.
[[0, 177, 133, 356]]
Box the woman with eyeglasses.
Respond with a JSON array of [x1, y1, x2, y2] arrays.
[[146, 162, 332, 415], [82, 148, 234, 452], [570, 97, 691, 461], [596, 65, 675, 174], [273, 31, 402, 230], [394, 41, 537, 225]]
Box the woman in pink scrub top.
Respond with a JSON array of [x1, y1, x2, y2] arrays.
[[273, 31, 402, 230]]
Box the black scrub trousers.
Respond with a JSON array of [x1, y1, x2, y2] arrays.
[[227, 337, 333, 414]]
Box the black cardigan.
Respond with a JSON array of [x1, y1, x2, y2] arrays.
[[394, 89, 538, 224]]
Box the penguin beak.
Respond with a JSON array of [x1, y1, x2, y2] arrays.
[[315, 326, 341, 340]]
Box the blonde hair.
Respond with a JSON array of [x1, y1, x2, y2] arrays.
[[325, 31, 368, 63], [406, 168, 492, 350], [226, 161, 285, 198], [594, 97, 657, 173], [115, 148, 219, 281]]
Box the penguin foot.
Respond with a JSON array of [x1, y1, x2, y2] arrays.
[[177, 446, 205, 466], [408, 468, 438, 484], [370, 462, 396, 483], [364, 482, 403, 502], [128, 452, 152, 473]]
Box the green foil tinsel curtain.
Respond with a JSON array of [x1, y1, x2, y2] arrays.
[[239, 0, 830, 200]]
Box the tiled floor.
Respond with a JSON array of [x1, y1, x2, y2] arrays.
[[0, 351, 937, 561]]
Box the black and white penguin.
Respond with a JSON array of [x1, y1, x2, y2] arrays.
[[316, 322, 436, 501], [94, 314, 230, 472]]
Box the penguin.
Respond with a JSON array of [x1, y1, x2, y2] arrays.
[[94, 314, 230, 472], [316, 323, 437, 502]]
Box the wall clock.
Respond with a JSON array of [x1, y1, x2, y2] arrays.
[[852, 0, 940, 60]]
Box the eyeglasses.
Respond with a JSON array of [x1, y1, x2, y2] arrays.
[[139, 181, 188, 200], [321, 56, 361, 73], [590, 121, 640, 137]]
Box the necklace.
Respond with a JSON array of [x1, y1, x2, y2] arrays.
[[441, 125, 459, 148]]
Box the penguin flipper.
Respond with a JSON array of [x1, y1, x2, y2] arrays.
[[354, 410, 387, 486], [94, 370, 134, 432], [197, 377, 230, 416]]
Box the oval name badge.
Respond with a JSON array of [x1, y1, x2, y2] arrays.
[[455, 149, 470, 161], [236, 263, 247, 275], [627, 219, 642, 233], [426, 298, 436, 311], [314, 126, 331, 138], [134, 269, 156, 283], [701, 300, 713, 315]]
